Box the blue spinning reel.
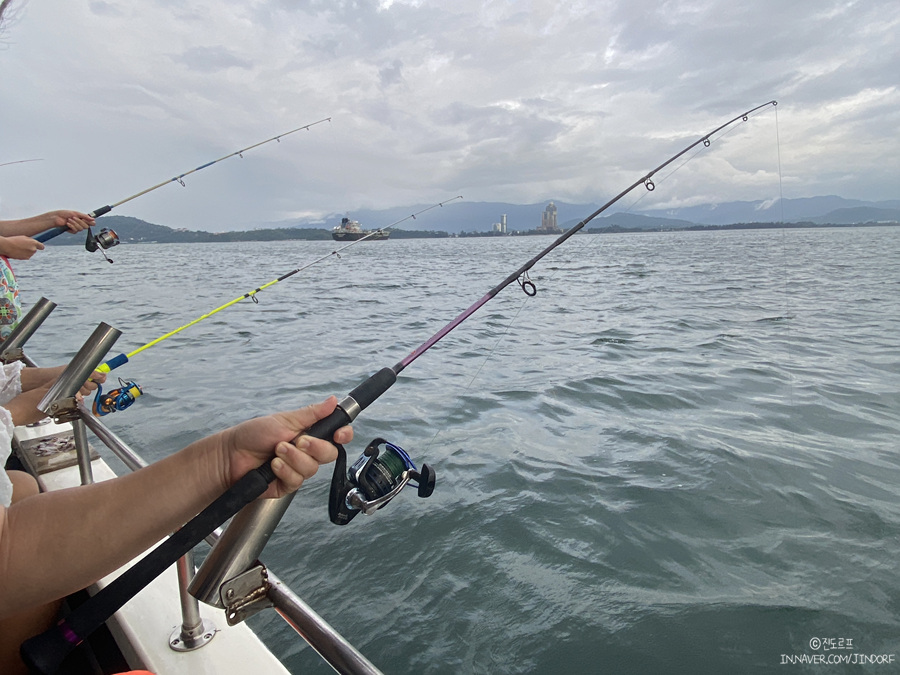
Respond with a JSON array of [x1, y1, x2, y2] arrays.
[[92, 377, 143, 416], [329, 438, 436, 525]]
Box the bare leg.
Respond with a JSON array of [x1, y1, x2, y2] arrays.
[[0, 470, 63, 675]]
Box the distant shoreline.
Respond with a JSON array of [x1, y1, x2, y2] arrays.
[[44, 216, 900, 246]]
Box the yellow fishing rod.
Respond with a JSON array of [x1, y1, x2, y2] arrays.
[[95, 196, 463, 377]]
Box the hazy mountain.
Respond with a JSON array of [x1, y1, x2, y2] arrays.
[[42, 195, 899, 246], [807, 207, 900, 225], [588, 212, 697, 230], [637, 196, 900, 225], [258, 196, 900, 234]]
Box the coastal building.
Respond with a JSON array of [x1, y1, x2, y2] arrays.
[[492, 213, 508, 233], [539, 202, 560, 233]]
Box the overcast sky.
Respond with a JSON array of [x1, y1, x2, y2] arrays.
[[1, 0, 898, 231]]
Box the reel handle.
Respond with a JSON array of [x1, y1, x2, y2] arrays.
[[415, 464, 436, 498]]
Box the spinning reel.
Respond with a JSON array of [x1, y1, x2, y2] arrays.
[[329, 437, 436, 525], [85, 226, 120, 263], [92, 378, 143, 416]]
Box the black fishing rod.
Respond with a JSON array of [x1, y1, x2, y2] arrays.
[[33, 118, 331, 261], [21, 100, 776, 675]]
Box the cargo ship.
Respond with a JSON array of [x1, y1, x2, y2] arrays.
[[331, 217, 389, 241]]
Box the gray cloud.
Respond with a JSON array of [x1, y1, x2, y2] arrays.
[[0, 0, 898, 230], [173, 46, 253, 73]]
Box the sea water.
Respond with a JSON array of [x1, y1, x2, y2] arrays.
[[17, 226, 900, 674]]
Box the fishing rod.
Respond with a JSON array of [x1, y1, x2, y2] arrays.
[[21, 100, 776, 675], [33, 118, 332, 262], [0, 158, 43, 167], [90, 196, 464, 415]]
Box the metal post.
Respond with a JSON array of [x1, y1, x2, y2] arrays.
[[71, 418, 94, 485], [0, 297, 56, 363], [169, 550, 216, 652]]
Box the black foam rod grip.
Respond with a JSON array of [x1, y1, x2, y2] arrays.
[[348, 367, 397, 409], [20, 463, 275, 675], [304, 367, 397, 440], [304, 406, 353, 441]]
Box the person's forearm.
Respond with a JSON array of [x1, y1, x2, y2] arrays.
[[4, 390, 52, 426], [0, 435, 229, 617], [18, 366, 65, 393], [0, 215, 52, 238]]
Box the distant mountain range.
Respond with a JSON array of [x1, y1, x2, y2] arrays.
[[252, 195, 900, 233], [44, 195, 899, 245]]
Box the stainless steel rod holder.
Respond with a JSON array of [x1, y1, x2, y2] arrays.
[[72, 418, 94, 485], [188, 494, 295, 607], [38, 322, 121, 421], [0, 297, 57, 363]]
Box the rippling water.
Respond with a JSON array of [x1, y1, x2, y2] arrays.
[[17, 226, 900, 673]]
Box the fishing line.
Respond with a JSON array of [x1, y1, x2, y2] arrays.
[[772, 104, 797, 434], [96, 196, 463, 376], [33, 118, 332, 262], [419, 290, 532, 456], [21, 101, 778, 675]]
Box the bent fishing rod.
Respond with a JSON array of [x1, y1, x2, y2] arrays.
[[21, 100, 776, 675], [90, 197, 463, 416], [33, 118, 332, 260]]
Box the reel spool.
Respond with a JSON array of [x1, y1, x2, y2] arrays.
[[329, 437, 435, 525], [92, 378, 143, 416], [85, 226, 120, 263]]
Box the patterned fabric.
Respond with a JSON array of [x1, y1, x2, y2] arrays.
[[0, 361, 26, 507], [1, 406, 14, 507], [0, 256, 22, 340]]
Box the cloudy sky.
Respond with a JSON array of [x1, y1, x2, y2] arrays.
[[1, 0, 897, 231]]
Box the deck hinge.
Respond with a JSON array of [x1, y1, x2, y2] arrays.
[[220, 563, 274, 626]]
